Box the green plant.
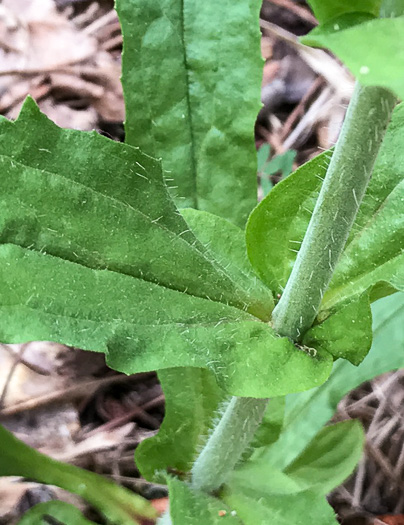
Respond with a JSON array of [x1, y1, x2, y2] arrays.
[[257, 144, 297, 196], [0, 0, 404, 523]]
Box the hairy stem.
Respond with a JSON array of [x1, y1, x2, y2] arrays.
[[191, 397, 268, 492], [184, 83, 396, 503], [272, 82, 396, 340]]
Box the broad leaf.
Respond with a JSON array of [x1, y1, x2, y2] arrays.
[[18, 502, 96, 525], [222, 488, 338, 525], [302, 17, 404, 100], [117, 0, 262, 226], [0, 425, 156, 525], [307, 0, 381, 23], [136, 367, 226, 482], [247, 103, 404, 313], [258, 292, 404, 470], [0, 100, 332, 398], [228, 421, 363, 497], [167, 477, 242, 524]]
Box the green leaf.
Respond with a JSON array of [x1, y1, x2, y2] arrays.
[[0, 425, 157, 525], [182, 208, 274, 314], [167, 477, 242, 524], [136, 367, 226, 482], [284, 420, 364, 494], [228, 421, 363, 497], [380, 0, 404, 17], [0, 100, 332, 398], [222, 488, 338, 525], [302, 16, 404, 100], [263, 150, 297, 178], [303, 292, 372, 364], [249, 396, 285, 450], [306, 0, 381, 24], [116, 0, 262, 226], [257, 144, 271, 172], [18, 502, 96, 525], [247, 103, 404, 314], [258, 292, 404, 471]]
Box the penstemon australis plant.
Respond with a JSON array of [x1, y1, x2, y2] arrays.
[[1, 0, 404, 523]]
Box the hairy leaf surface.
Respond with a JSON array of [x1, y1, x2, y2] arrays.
[[258, 293, 404, 470], [247, 103, 404, 314], [0, 101, 332, 398], [136, 368, 226, 482], [167, 478, 242, 524], [222, 488, 338, 525], [303, 292, 372, 365], [116, 0, 261, 226]]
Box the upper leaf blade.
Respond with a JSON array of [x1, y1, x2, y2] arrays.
[[116, 0, 262, 226], [306, 0, 382, 23], [302, 17, 404, 100]]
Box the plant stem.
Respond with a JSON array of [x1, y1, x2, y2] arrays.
[[272, 82, 396, 340], [186, 82, 396, 500], [191, 397, 268, 492]]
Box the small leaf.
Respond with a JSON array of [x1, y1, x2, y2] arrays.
[[263, 150, 297, 178], [258, 293, 404, 470], [18, 502, 96, 525], [222, 487, 338, 525], [257, 143, 271, 172], [228, 421, 363, 497], [136, 367, 226, 482], [0, 425, 157, 525], [302, 17, 404, 100], [167, 477, 242, 524], [247, 150, 328, 295], [116, 0, 262, 226], [306, 0, 382, 24], [303, 292, 372, 365], [284, 420, 364, 494]]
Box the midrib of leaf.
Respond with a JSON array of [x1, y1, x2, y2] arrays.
[[179, 0, 198, 209], [0, 154, 262, 315]]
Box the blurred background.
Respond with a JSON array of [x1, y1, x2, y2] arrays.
[[0, 1, 402, 524]]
